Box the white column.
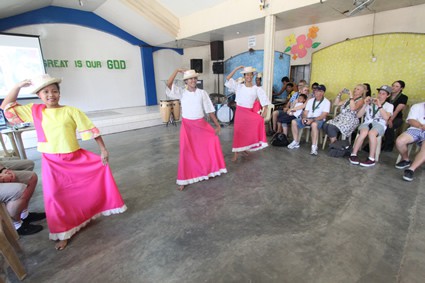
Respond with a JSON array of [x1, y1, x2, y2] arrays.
[[263, 14, 276, 102]]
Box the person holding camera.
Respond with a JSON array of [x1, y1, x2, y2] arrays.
[[349, 85, 394, 167], [323, 84, 366, 145], [382, 80, 408, 152], [287, 84, 330, 155]]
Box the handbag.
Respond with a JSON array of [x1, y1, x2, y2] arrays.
[[328, 140, 352, 157], [271, 133, 289, 147]]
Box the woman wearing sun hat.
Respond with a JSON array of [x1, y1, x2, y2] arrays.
[[166, 69, 227, 191], [1, 74, 127, 250], [225, 66, 271, 161]]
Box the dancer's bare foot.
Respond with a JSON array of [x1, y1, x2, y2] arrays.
[[177, 185, 185, 191], [55, 240, 68, 251], [232, 152, 238, 162]]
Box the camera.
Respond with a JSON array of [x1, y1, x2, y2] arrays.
[[303, 119, 309, 123], [342, 88, 350, 94]]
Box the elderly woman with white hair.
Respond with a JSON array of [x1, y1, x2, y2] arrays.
[[323, 84, 366, 145], [225, 66, 271, 161], [1, 75, 127, 250], [166, 69, 227, 191]]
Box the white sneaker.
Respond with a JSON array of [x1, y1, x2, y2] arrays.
[[288, 141, 300, 149], [310, 145, 318, 156]]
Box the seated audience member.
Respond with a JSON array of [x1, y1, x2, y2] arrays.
[[299, 79, 307, 86], [290, 81, 305, 101], [382, 80, 408, 152], [349, 85, 394, 167], [0, 158, 35, 171], [270, 82, 295, 133], [0, 167, 45, 235], [287, 84, 330, 155], [309, 82, 319, 99], [395, 101, 425, 181], [323, 84, 366, 145], [277, 89, 308, 135], [272, 77, 292, 101], [293, 80, 306, 96], [364, 83, 372, 97]]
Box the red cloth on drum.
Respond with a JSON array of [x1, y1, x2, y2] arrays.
[[42, 149, 127, 240], [177, 118, 227, 186], [232, 105, 268, 152]]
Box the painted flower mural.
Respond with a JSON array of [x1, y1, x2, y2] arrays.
[[284, 26, 321, 60]]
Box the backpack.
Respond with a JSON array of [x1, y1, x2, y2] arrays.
[[271, 133, 289, 147], [328, 140, 352, 158]]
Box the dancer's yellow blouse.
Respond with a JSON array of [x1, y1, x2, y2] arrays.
[[4, 103, 100, 154]]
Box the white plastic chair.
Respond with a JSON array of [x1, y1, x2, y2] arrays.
[[395, 143, 419, 164], [353, 133, 382, 162]]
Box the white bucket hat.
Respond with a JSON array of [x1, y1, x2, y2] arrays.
[[256, 72, 263, 78], [31, 74, 62, 94], [240, 66, 256, 74], [183, 70, 200, 80]]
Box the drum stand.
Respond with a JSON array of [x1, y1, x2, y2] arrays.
[[166, 112, 177, 127]]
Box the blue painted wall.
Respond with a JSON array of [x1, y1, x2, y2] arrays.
[[224, 50, 290, 96]]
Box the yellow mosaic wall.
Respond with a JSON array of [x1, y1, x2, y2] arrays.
[[311, 33, 425, 103]]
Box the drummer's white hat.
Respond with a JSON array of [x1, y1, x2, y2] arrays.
[[183, 70, 200, 80], [240, 66, 256, 74], [31, 74, 62, 94]]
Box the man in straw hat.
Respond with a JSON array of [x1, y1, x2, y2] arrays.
[[166, 69, 227, 191], [1, 74, 127, 250], [225, 66, 271, 161]]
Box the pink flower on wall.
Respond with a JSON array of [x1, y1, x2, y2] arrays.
[[291, 35, 312, 59], [284, 26, 321, 60]]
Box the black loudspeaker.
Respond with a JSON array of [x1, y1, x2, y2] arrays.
[[210, 41, 224, 60], [190, 59, 203, 73], [196, 80, 203, 89], [212, 62, 224, 74]]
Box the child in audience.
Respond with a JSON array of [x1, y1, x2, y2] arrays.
[[277, 93, 307, 136]]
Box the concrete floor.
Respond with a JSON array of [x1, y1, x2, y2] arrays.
[[4, 124, 425, 283]]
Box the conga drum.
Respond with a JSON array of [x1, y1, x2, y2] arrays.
[[160, 100, 172, 123], [217, 104, 234, 123], [171, 100, 181, 121]]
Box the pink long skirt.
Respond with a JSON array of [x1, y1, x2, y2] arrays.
[[177, 118, 227, 185], [232, 105, 268, 152], [42, 149, 127, 240]]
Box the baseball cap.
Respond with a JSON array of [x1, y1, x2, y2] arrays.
[[376, 85, 392, 94]]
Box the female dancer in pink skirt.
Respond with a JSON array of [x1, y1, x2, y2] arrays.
[[225, 66, 271, 161], [166, 69, 227, 191], [1, 75, 127, 250]]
